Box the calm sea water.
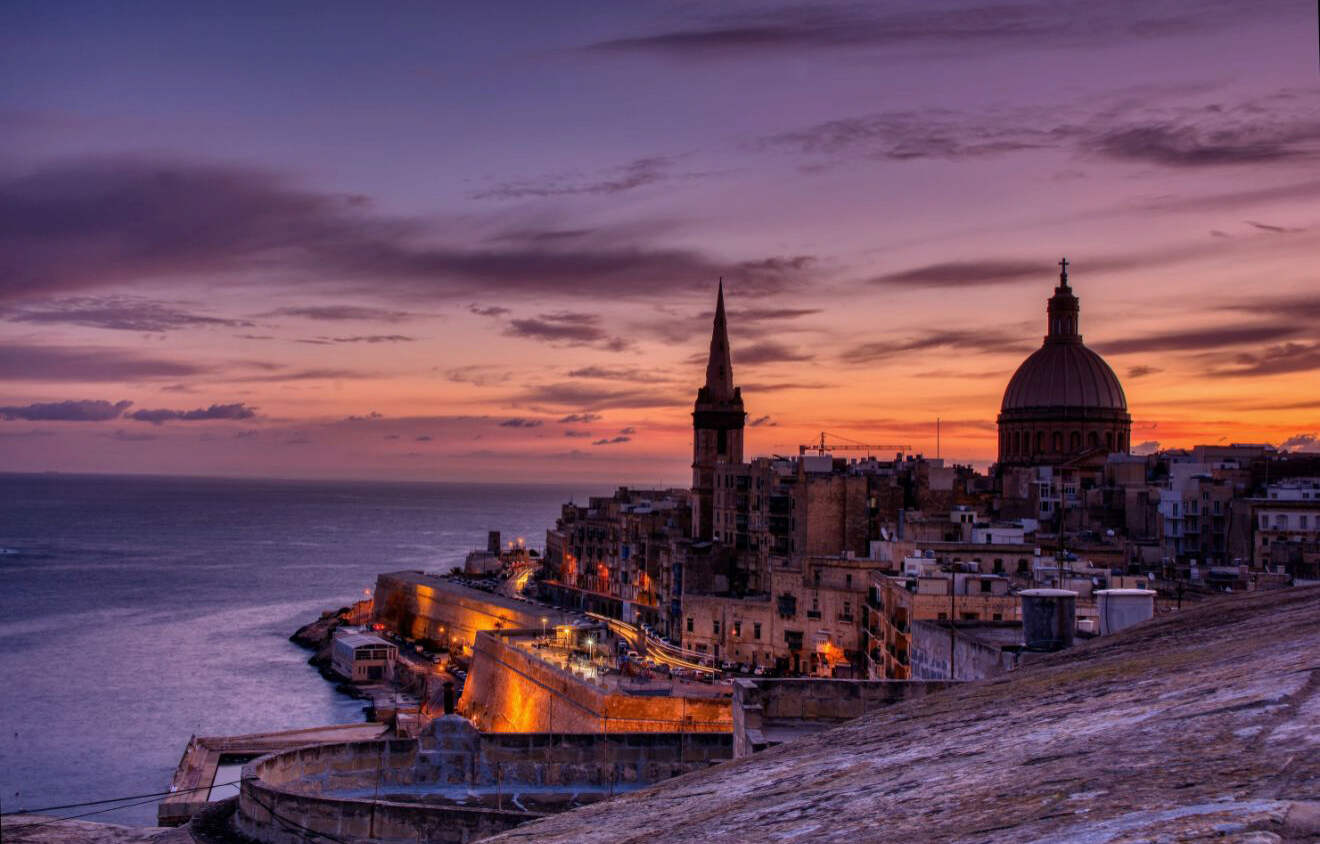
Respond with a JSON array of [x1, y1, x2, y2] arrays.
[[0, 473, 594, 825]]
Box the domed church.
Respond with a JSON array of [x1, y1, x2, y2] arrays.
[[997, 260, 1131, 468]]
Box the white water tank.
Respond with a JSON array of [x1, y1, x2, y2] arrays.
[[1096, 588, 1156, 635]]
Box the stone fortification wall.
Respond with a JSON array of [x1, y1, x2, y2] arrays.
[[732, 677, 958, 757], [459, 630, 732, 733], [237, 717, 732, 844], [373, 570, 575, 652]]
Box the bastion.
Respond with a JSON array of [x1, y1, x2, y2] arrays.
[[235, 715, 732, 843]]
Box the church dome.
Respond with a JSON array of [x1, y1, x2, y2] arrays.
[[1001, 342, 1126, 412], [996, 259, 1132, 468]]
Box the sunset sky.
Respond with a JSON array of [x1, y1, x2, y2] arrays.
[[2, 1, 1318, 483]]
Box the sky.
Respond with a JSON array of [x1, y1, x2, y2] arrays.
[[1, 0, 1318, 483]]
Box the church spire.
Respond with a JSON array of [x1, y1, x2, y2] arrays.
[[703, 278, 735, 402], [1046, 257, 1081, 343]]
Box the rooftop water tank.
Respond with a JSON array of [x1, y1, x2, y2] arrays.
[[1020, 588, 1077, 651], [1096, 588, 1156, 635]]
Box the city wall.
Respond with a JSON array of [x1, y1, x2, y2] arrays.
[[459, 630, 732, 733], [237, 717, 732, 844], [373, 570, 575, 653], [731, 677, 959, 757]]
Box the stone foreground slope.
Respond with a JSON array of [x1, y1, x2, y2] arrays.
[[489, 587, 1320, 843]]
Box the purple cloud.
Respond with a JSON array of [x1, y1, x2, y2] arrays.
[[0, 399, 132, 421], [125, 402, 257, 424]]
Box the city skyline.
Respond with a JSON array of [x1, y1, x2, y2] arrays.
[[3, 1, 1318, 482]]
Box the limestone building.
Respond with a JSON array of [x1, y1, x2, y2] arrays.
[[997, 260, 1131, 468]]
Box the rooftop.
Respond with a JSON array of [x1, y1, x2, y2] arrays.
[[487, 586, 1320, 843]]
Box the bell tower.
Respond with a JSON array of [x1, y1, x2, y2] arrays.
[[691, 280, 745, 541]]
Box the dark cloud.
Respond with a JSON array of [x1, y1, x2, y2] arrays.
[[1092, 122, 1320, 167], [1093, 325, 1299, 356], [563, 429, 593, 438], [262, 306, 422, 322], [505, 312, 631, 351], [319, 335, 415, 343], [558, 412, 603, 423], [226, 368, 371, 383], [1214, 342, 1320, 377], [1127, 365, 1162, 378], [499, 418, 545, 428], [735, 341, 815, 364], [125, 402, 256, 425], [1131, 440, 1161, 456], [472, 156, 674, 200], [0, 158, 811, 302], [0, 344, 207, 381], [1221, 294, 1320, 323], [1244, 220, 1305, 234], [592, 435, 631, 446], [842, 329, 1031, 363], [748, 415, 777, 427], [868, 260, 1049, 288], [469, 305, 510, 317], [765, 88, 1320, 170], [345, 411, 383, 421], [3, 296, 252, 332], [415, 435, 433, 442], [584, 2, 1254, 57], [443, 365, 511, 387], [518, 383, 686, 410], [740, 381, 834, 392], [384, 434, 401, 440], [567, 365, 675, 382], [0, 399, 132, 421], [618, 426, 637, 435]]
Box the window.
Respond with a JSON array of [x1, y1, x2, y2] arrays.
[[992, 613, 1003, 621], [1301, 515, 1310, 530], [713, 619, 721, 635], [686, 617, 694, 633], [845, 573, 852, 588], [753, 622, 762, 640], [937, 612, 947, 620], [980, 579, 993, 593], [733, 621, 742, 637]]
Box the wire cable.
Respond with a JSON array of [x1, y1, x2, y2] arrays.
[[1, 779, 241, 818]]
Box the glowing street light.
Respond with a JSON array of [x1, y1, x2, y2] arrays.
[[540, 616, 549, 640], [585, 636, 596, 664]]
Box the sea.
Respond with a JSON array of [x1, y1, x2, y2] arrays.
[[0, 472, 597, 826]]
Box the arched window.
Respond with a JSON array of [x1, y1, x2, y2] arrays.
[[1036, 431, 1045, 453], [1070, 431, 1081, 451], [1105, 431, 1114, 450], [1052, 431, 1062, 452], [1087, 431, 1099, 448]]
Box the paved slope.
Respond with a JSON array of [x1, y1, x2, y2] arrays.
[[489, 587, 1320, 843]]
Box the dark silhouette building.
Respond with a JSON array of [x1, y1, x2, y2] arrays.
[[691, 281, 745, 540], [997, 260, 1131, 468]]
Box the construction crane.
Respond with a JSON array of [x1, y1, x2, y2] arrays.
[[798, 431, 911, 457]]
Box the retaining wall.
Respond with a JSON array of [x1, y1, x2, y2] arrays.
[[458, 630, 731, 733]]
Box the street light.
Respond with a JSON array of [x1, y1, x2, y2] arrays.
[[540, 616, 549, 641], [585, 636, 596, 665]]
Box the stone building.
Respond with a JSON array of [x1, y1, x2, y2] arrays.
[[863, 570, 1020, 680], [997, 260, 1131, 469], [1251, 479, 1320, 579]]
